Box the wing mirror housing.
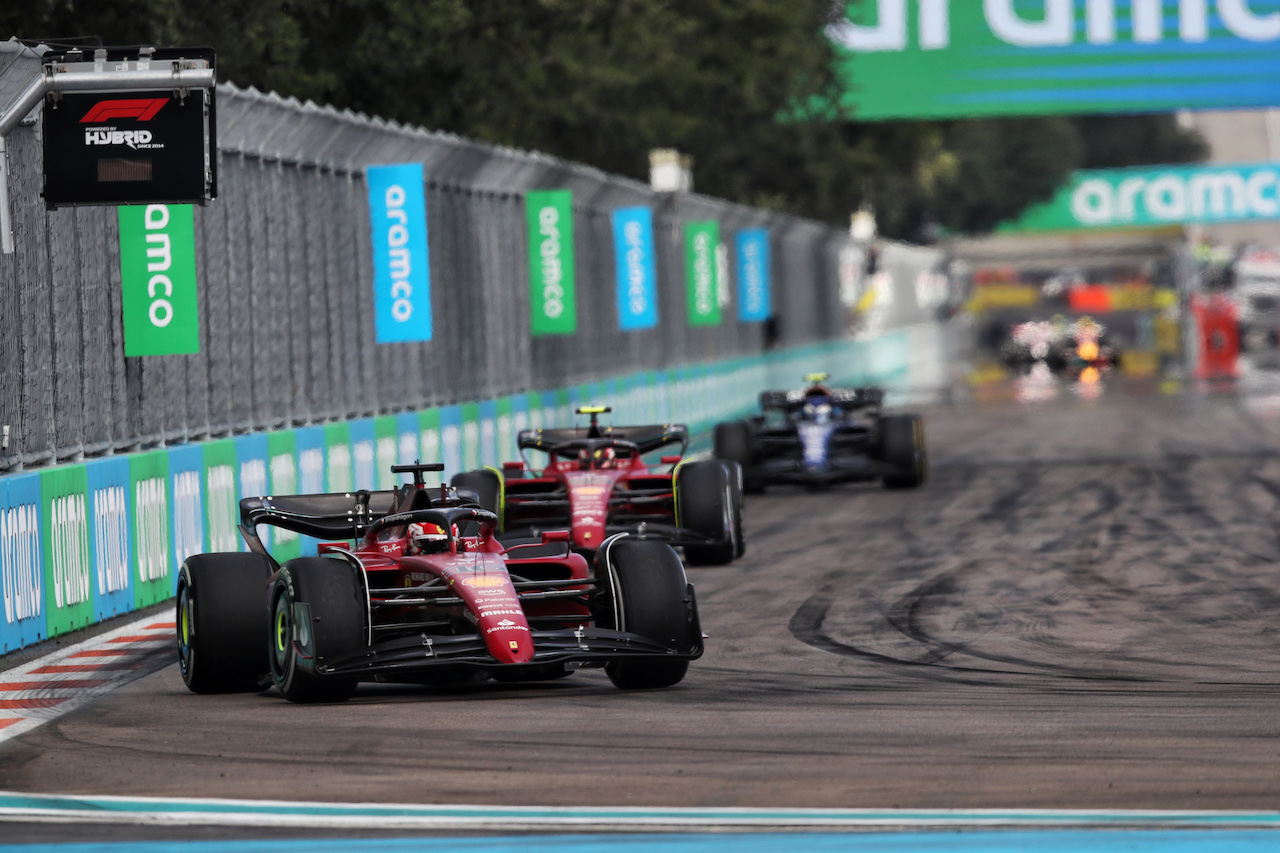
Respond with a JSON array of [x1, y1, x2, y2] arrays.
[[540, 530, 571, 544], [660, 455, 682, 465], [502, 461, 525, 471]]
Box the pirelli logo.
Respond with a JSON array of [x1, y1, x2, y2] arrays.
[[79, 98, 168, 123]]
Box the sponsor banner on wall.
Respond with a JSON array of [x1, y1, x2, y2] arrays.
[[267, 430, 302, 562], [828, 1, 1280, 121], [129, 450, 171, 609], [735, 229, 772, 322], [86, 457, 132, 622], [373, 417, 399, 492], [168, 445, 205, 596], [0, 474, 45, 652], [439, 406, 464, 480], [684, 221, 723, 327], [611, 207, 659, 330], [461, 403, 482, 472], [395, 413, 421, 481], [202, 440, 239, 555], [236, 433, 270, 554], [526, 189, 577, 335], [418, 409, 443, 481], [41, 465, 92, 639], [348, 420, 376, 492], [479, 401, 499, 469], [366, 163, 432, 343], [1003, 162, 1280, 232], [118, 204, 199, 356]]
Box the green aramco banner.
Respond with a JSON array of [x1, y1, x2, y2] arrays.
[[526, 189, 577, 336], [118, 204, 200, 356], [829, 1, 1280, 120], [684, 221, 722, 327], [1002, 161, 1280, 232]]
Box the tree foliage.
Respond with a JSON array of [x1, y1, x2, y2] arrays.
[[4, 0, 1205, 239]]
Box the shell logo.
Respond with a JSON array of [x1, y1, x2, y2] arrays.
[[462, 576, 507, 588]]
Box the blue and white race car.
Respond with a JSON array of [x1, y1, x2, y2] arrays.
[[713, 374, 927, 492]]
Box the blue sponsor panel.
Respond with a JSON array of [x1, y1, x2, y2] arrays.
[[478, 400, 499, 469], [612, 206, 659, 330], [86, 457, 133, 622], [0, 474, 46, 652], [736, 229, 771, 322], [366, 163, 432, 343], [438, 405, 463, 481], [294, 426, 326, 556], [349, 419, 377, 492], [168, 445, 205, 592], [234, 433, 269, 553]]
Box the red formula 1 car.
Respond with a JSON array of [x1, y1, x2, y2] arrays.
[[176, 462, 702, 703], [451, 407, 744, 566]]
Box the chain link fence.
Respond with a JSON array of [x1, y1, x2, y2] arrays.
[[0, 81, 857, 472]]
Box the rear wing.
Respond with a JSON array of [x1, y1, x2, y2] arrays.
[[238, 490, 398, 560], [759, 387, 884, 412], [519, 423, 688, 456]]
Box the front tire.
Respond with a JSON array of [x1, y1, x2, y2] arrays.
[[599, 538, 694, 689], [879, 414, 927, 489], [676, 460, 736, 566], [176, 553, 273, 694], [270, 558, 363, 704]]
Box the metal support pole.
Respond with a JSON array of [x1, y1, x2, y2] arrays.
[[0, 135, 11, 255]]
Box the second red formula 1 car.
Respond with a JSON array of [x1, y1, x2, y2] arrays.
[[452, 407, 744, 566]]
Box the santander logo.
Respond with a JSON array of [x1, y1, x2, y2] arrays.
[[80, 98, 168, 123]]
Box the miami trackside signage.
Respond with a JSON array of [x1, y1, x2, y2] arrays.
[[611, 207, 658, 330], [828, 1, 1280, 120], [684, 221, 722, 327], [366, 163, 432, 343], [735, 229, 771, 322], [526, 189, 577, 336], [1002, 162, 1280, 232], [118, 204, 199, 356]]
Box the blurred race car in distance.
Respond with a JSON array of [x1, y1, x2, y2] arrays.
[[1000, 316, 1120, 374], [714, 374, 927, 492], [451, 407, 744, 566], [176, 462, 703, 703]]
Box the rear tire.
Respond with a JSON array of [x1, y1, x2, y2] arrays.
[[270, 558, 363, 703], [676, 460, 736, 566], [176, 553, 273, 694], [880, 414, 928, 489], [714, 421, 762, 494], [599, 538, 694, 689]]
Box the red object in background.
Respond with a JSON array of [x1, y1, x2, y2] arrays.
[[1068, 285, 1112, 314], [1191, 294, 1239, 379]]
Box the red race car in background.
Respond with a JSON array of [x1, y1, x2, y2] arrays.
[[452, 407, 744, 566], [176, 462, 702, 703]]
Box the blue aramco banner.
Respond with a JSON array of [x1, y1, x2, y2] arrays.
[[366, 163, 432, 343], [611, 207, 658, 330], [735, 229, 771, 322]]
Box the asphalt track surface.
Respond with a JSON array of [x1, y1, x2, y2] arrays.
[[4, 381, 1280, 841]]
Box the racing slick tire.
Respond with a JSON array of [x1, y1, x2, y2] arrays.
[[176, 553, 273, 694], [270, 558, 362, 704], [675, 460, 737, 566], [879, 414, 928, 490], [724, 460, 746, 560], [452, 469, 501, 515], [714, 421, 762, 494], [599, 538, 694, 690]]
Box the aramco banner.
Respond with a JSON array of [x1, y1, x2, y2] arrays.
[[611, 207, 658, 330], [118, 204, 199, 356], [828, 1, 1280, 120], [685, 221, 722, 327], [735, 229, 772, 322], [527, 189, 577, 335], [366, 163, 432, 343], [1002, 161, 1280, 231]]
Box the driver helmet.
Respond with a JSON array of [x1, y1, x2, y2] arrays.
[[577, 448, 592, 470], [593, 447, 617, 469], [407, 521, 448, 555], [803, 400, 833, 423]]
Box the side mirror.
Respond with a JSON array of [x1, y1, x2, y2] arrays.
[[502, 461, 524, 471], [540, 530, 571, 544], [660, 455, 682, 464]]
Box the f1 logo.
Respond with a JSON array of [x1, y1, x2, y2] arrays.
[[79, 98, 168, 123]]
